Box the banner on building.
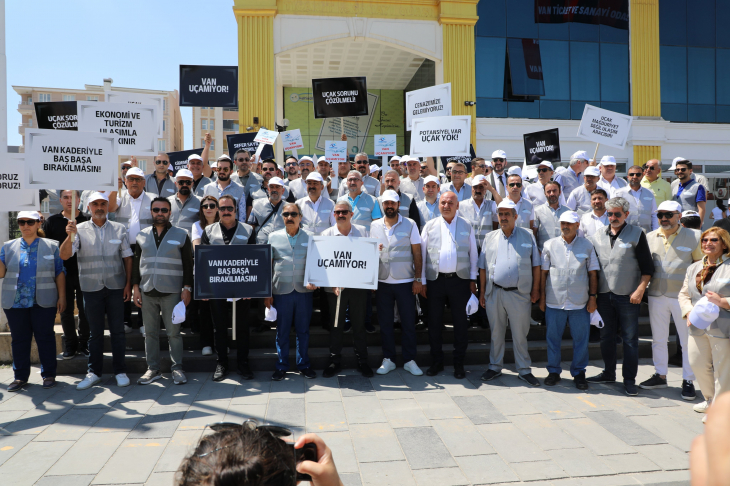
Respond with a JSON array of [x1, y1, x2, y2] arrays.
[[534, 0, 629, 30], [405, 83, 452, 131], [576, 104, 632, 150], [304, 236, 379, 290], [312, 77, 369, 119], [24, 129, 117, 192], [227, 132, 274, 161], [76, 101, 158, 156], [179, 65, 238, 108], [325, 140, 348, 165], [34, 101, 77, 131], [523, 128, 561, 163], [105, 91, 165, 137], [0, 156, 40, 211], [194, 244, 272, 299], [374, 135, 397, 157], [410, 115, 471, 157], [167, 148, 204, 175], [282, 129, 304, 152]]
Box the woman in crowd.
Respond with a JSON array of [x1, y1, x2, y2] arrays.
[[0, 211, 66, 391], [710, 200, 727, 221], [192, 195, 220, 356]]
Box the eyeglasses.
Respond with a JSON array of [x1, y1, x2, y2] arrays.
[[197, 420, 292, 458], [645, 166, 658, 171], [126, 177, 145, 183], [674, 168, 688, 173], [628, 172, 643, 177], [236, 157, 250, 162], [201, 203, 217, 210], [177, 180, 192, 186], [121, 166, 131, 170], [333, 210, 350, 215], [474, 164, 486, 169], [508, 182, 522, 188], [282, 212, 299, 217], [151, 207, 170, 214], [606, 211, 623, 217], [17, 219, 37, 226], [219, 206, 235, 213], [262, 167, 277, 172], [657, 212, 677, 220], [536, 168, 551, 173], [347, 178, 361, 182], [155, 160, 169, 165], [452, 170, 466, 175]]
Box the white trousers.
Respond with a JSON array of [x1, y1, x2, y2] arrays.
[[647, 295, 695, 381], [688, 332, 730, 401]]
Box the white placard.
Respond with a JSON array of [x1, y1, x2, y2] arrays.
[[104, 91, 164, 137], [374, 134, 397, 157], [576, 104, 633, 150], [0, 156, 39, 211], [76, 100, 157, 156], [25, 129, 118, 192], [409, 115, 471, 157], [304, 236, 379, 290], [325, 140, 348, 164], [282, 129, 304, 151], [253, 128, 279, 145], [406, 83, 452, 131]]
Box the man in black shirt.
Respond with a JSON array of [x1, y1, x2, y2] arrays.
[[43, 190, 90, 359]]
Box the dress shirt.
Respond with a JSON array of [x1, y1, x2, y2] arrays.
[[371, 215, 421, 284], [420, 216, 478, 281], [491, 228, 540, 288], [580, 211, 609, 237], [128, 192, 144, 243], [300, 195, 336, 228], [597, 175, 627, 197], [541, 236, 600, 310]]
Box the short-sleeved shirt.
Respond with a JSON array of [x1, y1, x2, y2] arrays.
[[541, 236, 600, 310], [347, 193, 382, 219], [0, 238, 65, 308], [371, 215, 421, 284], [488, 229, 540, 288], [192, 221, 204, 242], [677, 180, 707, 203], [71, 219, 134, 259]]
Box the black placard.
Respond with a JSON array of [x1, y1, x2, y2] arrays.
[[180, 65, 238, 108], [226, 133, 274, 160], [194, 244, 272, 299], [34, 101, 78, 130], [312, 77, 368, 119], [523, 128, 561, 163], [534, 0, 629, 30], [167, 148, 204, 175], [442, 144, 477, 173]]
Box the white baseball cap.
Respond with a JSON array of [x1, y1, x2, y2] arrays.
[[558, 211, 580, 224], [471, 174, 487, 185], [390, 156, 401, 163], [688, 297, 720, 330], [484, 159, 494, 168], [682, 210, 700, 218], [370, 164, 380, 174], [423, 175, 441, 186], [17, 211, 40, 220], [176, 169, 194, 179], [87, 192, 109, 204], [268, 177, 285, 187], [538, 161, 554, 170], [209, 160, 218, 168], [126, 167, 145, 178], [264, 305, 278, 322], [381, 190, 400, 203], [172, 300, 186, 325], [507, 166, 522, 177], [306, 172, 325, 183], [492, 150, 507, 159], [466, 294, 479, 316], [584, 166, 601, 177], [600, 155, 617, 166], [217, 154, 232, 161], [657, 201, 682, 213], [188, 153, 203, 162], [497, 199, 516, 210], [299, 156, 313, 163], [673, 157, 689, 165], [571, 150, 590, 162]]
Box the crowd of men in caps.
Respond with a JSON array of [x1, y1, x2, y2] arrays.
[[4, 130, 730, 423]]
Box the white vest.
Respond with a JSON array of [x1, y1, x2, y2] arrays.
[[115, 191, 154, 231], [615, 186, 655, 233], [534, 204, 571, 252], [423, 217, 472, 281], [457, 198, 494, 250], [204, 222, 253, 245], [647, 227, 700, 299], [416, 199, 441, 230], [296, 196, 335, 235], [481, 227, 535, 296]]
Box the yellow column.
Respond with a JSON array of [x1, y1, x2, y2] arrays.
[[630, 0, 661, 164]]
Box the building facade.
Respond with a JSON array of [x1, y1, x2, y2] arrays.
[[191, 106, 240, 160]]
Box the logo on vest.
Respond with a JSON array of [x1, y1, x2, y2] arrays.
[[718, 278, 730, 284], [460, 231, 469, 236], [619, 243, 632, 248], [235, 235, 246, 239], [521, 243, 532, 248], [301, 242, 308, 246], [167, 240, 181, 245], [643, 197, 653, 200], [109, 239, 122, 244], [397, 232, 408, 237], [575, 253, 588, 259], [676, 246, 692, 252], [187, 208, 198, 212], [43, 255, 54, 260], [167, 189, 175, 192]]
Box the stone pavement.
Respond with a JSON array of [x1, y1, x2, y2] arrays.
[[0, 358, 699, 486]]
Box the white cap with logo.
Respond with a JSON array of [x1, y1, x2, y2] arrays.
[[492, 150, 507, 159], [268, 177, 285, 187], [600, 155, 617, 166], [381, 190, 400, 203], [176, 169, 194, 179], [423, 175, 441, 186]]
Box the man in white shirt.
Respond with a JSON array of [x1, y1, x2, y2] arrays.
[[525, 161, 566, 207], [506, 174, 534, 230], [615, 164, 659, 233], [566, 166, 601, 215], [579, 188, 609, 237], [487, 149, 508, 198], [400, 156, 426, 202], [440, 162, 472, 202], [596, 155, 627, 197], [555, 151, 590, 197]]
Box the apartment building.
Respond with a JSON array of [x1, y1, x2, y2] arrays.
[[192, 106, 241, 159]]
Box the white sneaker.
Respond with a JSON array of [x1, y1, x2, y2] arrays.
[[124, 325, 133, 334], [139, 326, 145, 335], [172, 370, 187, 385], [77, 372, 102, 390], [694, 399, 712, 413], [115, 373, 130, 387], [376, 358, 396, 375], [404, 360, 423, 376], [202, 346, 213, 356]]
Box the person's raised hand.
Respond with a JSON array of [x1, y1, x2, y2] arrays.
[[295, 433, 343, 486]]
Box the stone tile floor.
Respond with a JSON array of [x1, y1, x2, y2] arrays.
[[0, 358, 699, 486]]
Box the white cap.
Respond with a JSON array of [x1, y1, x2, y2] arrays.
[[317, 156, 328, 164], [682, 210, 700, 218], [492, 149, 507, 159], [299, 156, 313, 163], [381, 190, 400, 203], [600, 155, 616, 166], [673, 156, 689, 165], [218, 154, 232, 161], [17, 211, 40, 220], [466, 294, 479, 316], [590, 310, 605, 328], [126, 167, 145, 178], [571, 150, 590, 162], [507, 166, 522, 177], [558, 211, 580, 224], [584, 166, 600, 177], [390, 156, 401, 163], [688, 297, 720, 330], [423, 175, 441, 186], [657, 201, 682, 213], [264, 305, 278, 322], [172, 301, 186, 325], [87, 192, 109, 204], [268, 176, 285, 187], [497, 199, 516, 210], [188, 153, 203, 162], [484, 159, 494, 168], [306, 172, 325, 183], [121, 160, 132, 167], [370, 164, 380, 174], [210, 160, 218, 168], [538, 161, 554, 170], [471, 174, 487, 186], [176, 169, 194, 179]]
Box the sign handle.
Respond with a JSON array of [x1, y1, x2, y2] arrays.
[[292, 149, 298, 159], [71, 191, 77, 242], [340, 117, 344, 136], [382, 155, 387, 168], [232, 299, 237, 341], [333, 290, 341, 328], [592, 143, 600, 164]]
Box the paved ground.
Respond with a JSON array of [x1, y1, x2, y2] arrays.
[[0, 358, 699, 486]]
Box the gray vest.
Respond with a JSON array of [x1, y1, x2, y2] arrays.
[[481, 227, 536, 296], [230, 170, 263, 201], [337, 175, 380, 198], [145, 174, 177, 197], [1, 238, 59, 309], [685, 259, 730, 338], [616, 186, 655, 233], [337, 193, 378, 231], [441, 182, 472, 202], [534, 204, 571, 252], [168, 194, 201, 237], [647, 227, 700, 299], [287, 178, 308, 200], [115, 191, 154, 231], [416, 199, 441, 230], [204, 222, 253, 245], [296, 196, 335, 235], [252, 198, 285, 245], [269, 228, 312, 295], [137, 225, 187, 294], [424, 217, 472, 281], [568, 186, 593, 215], [590, 223, 643, 295], [371, 217, 416, 281], [378, 191, 412, 218], [556, 167, 581, 197], [401, 177, 425, 202], [203, 180, 245, 205], [193, 176, 212, 197], [543, 236, 594, 308], [673, 179, 700, 212], [515, 198, 534, 230], [458, 199, 494, 250], [76, 220, 129, 292]]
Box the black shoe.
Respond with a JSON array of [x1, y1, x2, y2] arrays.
[[454, 363, 466, 379], [322, 362, 341, 378], [574, 372, 588, 390], [77, 347, 90, 358], [586, 371, 616, 384], [544, 372, 561, 386], [357, 362, 374, 378], [62, 348, 77, 360], [639, 373, 668, 390], [253, 323, 271, 333], [271, 369, 285, 381], [365, 323, 376, 334], [237, 364, 254, 380], [7, 380, 27, 392], [518, 373, 540, 387], [213, 364, 228, 382], [300, 368, 317, 379], [426, 362, 444, 376], [480, 369, 502, 381], [682, 380, 697, 401], [415, 320, 427, 331], [625, 382, 638, 396]]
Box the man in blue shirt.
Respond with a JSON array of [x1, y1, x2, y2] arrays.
[[672, 158, 706, 225]]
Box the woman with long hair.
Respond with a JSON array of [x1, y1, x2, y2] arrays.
[[192, 196, 220, 356], [710, 199, 727, 221]]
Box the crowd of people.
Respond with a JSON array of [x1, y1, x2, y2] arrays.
[[3, 132, 728, 424]]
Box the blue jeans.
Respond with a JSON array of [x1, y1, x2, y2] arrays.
[[597, 292, 639, 384], [376, 282, 417, 363], [5, 305, 58, 381], [545, 307, 590, 376], [83, 287, 127, 376], [273, 291, 312, 370]]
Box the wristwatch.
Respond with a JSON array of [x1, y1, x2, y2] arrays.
[[415, 278, 422, 283], [183, 286, 192, 292], [589, 293, 598, 298]]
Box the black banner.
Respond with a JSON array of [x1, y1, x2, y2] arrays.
[[312, 77, 368, 119], [180, 65, 238, 108], [443, 144, 477, 173], [523, 128, 561, 163], [226, 133, 274, 161], [167, 148, 204, 176], [534, 0, 629, 30], [194, 244, 272, 299], [34, 101, 77, 130]]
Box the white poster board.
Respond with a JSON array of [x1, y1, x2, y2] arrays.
[[76, 100, 158, 156], [405, 83, 452, 131], [576, 104, 633, 150], [24, 129, 118, 192], [282, 129, 304, 151], [325, 141, 348, 164], [303, 236, 380, 290], [104, 91, 164, 137], [374, 134, 397, 157], [254, 128, 279, 145], [409, 115, 471, 157], [0, 156, 39, 211]]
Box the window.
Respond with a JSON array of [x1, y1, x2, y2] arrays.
[[87, 95, 99, 101], [202, 119, 208, 130], [62, 94, 75, 101], [209, 119, 215, 130], [138, 159, 148, 172], [162, 119, 166, 132], [26, 97, 32, 104], [504, 38, 545, 98], [204, 138, 215, 150], [223, 120, 239, 131], [41, 199, 49, 214], [163, 99, 167, 112], [38, 93, 51, 102], [158, 140, 166, 152]]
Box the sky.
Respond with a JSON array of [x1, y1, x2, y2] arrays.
[[5, 0, 239, 149]]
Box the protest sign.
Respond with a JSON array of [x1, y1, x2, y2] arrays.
[[167, 148, 204, 175], [194, 244, 272, 299], [410, 115, 471, 157], [576, 104, 633, 150], [442, 144, 477, 172], [24, 128, 117, 192], [374, 135, 397, 157], [405, 83, 452, 131], [312, 77, 369, 119], [0, 156, 39, 211], [314, 92, 379, 152], [253, 128, 278, 146], [34, 101, 77, 130], [325, 141, 348, 165], [105, 91, 164, 137], [523, 128, 561, 163], [304, 236, 379, 290], [227, 132, 274, 161], [180, 65, 238, 108], [282, 129, 304, 152], [76, 101, 158, 156]]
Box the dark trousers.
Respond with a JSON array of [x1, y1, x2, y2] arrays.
[[210, 299, 251, 369], [5, 305, 58, 381], [418, 294, 428, 322], [317, 288, 330, 327], [274, 291, 313, 370], [83, 287, 126, 376], [197, 300, 214, 348], [124, 244, 142, 329], [186, 299, 200, 331], [327, 289, 368, 364], [345, 292, 373, 326], [597, 292, 640, 384], [377, 282, 417, 363], [427, 274, 471, 364], [60, 270, 89, 351]]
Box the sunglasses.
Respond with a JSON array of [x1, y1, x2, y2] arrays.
[[657, 212, 677, 220], [201, 203, 217, 210], [645, 166, 657, 171], [121, 165, 131, 170], [282, 212, 299, 217], [262, 167, 277, 172], [219, 206, 235, 213], [674, 168, 688, 173], [536, 168, 551, 173], [333, 210, 350, 215], [492, 158, 505, 162], [508, 182, 522, 188], [17, 219, 37, 226], [286, 162, 299, 167], [177, 180, 192, 186], [155, 160, 169, 165], [474, 164, 486, 169], [703, 238, 720, 243], [606, 211, 623, 217], [628, 172, 643, 177], [151, 207, 170, 213], [236, 157, 250, 162]]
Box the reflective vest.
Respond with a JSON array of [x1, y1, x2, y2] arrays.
[[514, 198, 534, 230], [590, 223, 643, 295], [534, 204, 571, 252], [423, 216, 472, 281], [168, 194, 201, 237], [370, 217, 416, 281], [378, 191, 412, 218], [252, 198, 285, 245], [647, 227, 700, 299], [673, 179, 701, 212], [685, 259, 730, 338], [231, 171, 263, 201], [1, 238, 59, 309], [337, 193, 378, 231], [115, 191, 154, 231], [615, 186, 655, 233], [416, 199, 440, 230], [296, 196, 334, 235], [457, 198, 494, 250], [481, 227, 536, 296], [269, 228, 312, 295], [193, 176, 212, 197], [556, 167, 581, 197], [204, 222, 253, 245], [400, 177, 425, 202], [543, 235, 594, 308], [76, 220, 129, 292], [137, 225, 187, 294], [145, 174, 177, 197], [568, 186, 593, 215]]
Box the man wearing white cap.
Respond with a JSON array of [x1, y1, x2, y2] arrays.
[[337, 170, 382, 231], [670, 156, 709, 195], [505, 173, 534, 230], [671, 158, 707, 224], [230, 149, 264, 200], [337, 152, 379, 198], [596, 155, 627, 197], [539, 210, 599, 389], [440, 162, 472, 202], [533, 181, 572, 252], [643, 200, 701, 399], [387, 155, 402, 176], [615, 164, 659, 233], [288, 156, 315, 200], [249, 176, 287, 245], [641, 159, 671, 206], [378, 170, 418, 221], [60, 192, 133, 390], [400, 156, 426, 202], [566, 166, 601, 215], [371, 190, 424, 376], [486, 150, 508, 198], [203, 155, 245, 206], [579, 188, 610, 237], [145, 153, 177, 197], [296, 172, 336, 235], [168, 169, 202, 238], [414, 175, 442, 330], [465, 157, 491, 188], [555, 151, 589, 197], [187, 154, 212, 197]]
